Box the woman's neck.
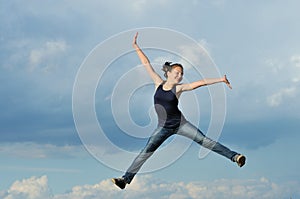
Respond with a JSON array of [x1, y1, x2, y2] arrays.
[[163, 80, 176, 90]]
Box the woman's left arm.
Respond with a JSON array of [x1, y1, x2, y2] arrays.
[[178, 75, 232, 92]]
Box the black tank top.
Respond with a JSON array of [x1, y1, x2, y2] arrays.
[[154, 84, 186, 128]]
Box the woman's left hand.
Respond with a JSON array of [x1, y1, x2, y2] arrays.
[[223, 75, 232, 89]]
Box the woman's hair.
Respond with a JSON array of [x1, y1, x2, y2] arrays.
[[162, 62, 183, 78]]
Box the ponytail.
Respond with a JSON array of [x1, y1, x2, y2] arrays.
[[162, 62, 172, 78]]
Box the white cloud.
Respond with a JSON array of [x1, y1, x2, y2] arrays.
[[267, 87, 296, 107], [70, 176, 300, 199], [28, 40, 68, 72], [264, 58, 283, 74], [177, 43, 206, 70], [2, 176, 52, 199], [209, 0, 227, 7], [0, 142, 86, 159], [290, 54, 300, 82], [129, 0, 170, 13], [263, 54, 300, 108], [290, 55, 300, 67], [2, 175, 299, 199], [176, 39, 219, 80]]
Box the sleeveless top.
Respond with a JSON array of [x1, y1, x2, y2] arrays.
[[154, 84, 186, 128]]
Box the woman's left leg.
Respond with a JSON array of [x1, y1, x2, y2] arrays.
[[177, 122, 238, 161]]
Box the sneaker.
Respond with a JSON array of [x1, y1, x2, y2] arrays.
[[235, 154, 246, 167], [111, 177, 126, 189]]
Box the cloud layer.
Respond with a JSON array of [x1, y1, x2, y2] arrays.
[[1, 175, 299, 199]]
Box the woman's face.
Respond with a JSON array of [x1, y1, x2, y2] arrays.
[[167, 66, 183, 83]]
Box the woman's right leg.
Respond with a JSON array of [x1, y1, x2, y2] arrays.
[[122, 127, 173, 184]]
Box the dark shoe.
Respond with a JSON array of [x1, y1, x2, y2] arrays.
[[235, 154, 246, 167], [112, 177, 126, 189]]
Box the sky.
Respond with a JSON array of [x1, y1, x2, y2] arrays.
[[1, 0, 300, 198]]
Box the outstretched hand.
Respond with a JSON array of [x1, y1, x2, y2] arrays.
[[223, 75, 232, 89], [132, 32, 138, 47]]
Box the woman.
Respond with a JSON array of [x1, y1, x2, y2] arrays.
[[112, 33, 246, 189]]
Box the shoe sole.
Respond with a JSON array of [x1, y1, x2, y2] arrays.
[[111, 178, 125, 189], [237, 155, 246, 167]]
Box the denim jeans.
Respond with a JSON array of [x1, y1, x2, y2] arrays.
[[123, 122, 238, 184]]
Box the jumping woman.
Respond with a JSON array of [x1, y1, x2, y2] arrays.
[[112, 32, 246, 189]]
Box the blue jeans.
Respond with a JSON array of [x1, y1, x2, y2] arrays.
[[123, 122, 238, 184]]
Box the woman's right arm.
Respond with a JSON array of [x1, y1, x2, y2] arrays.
[[132, 32, 163, 86]]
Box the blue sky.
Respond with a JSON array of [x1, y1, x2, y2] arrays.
[[1, 0, 300, 198]]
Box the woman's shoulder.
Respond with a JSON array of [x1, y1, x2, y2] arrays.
[[154, 81, 164, 91], [155, 81, 165, 89]]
